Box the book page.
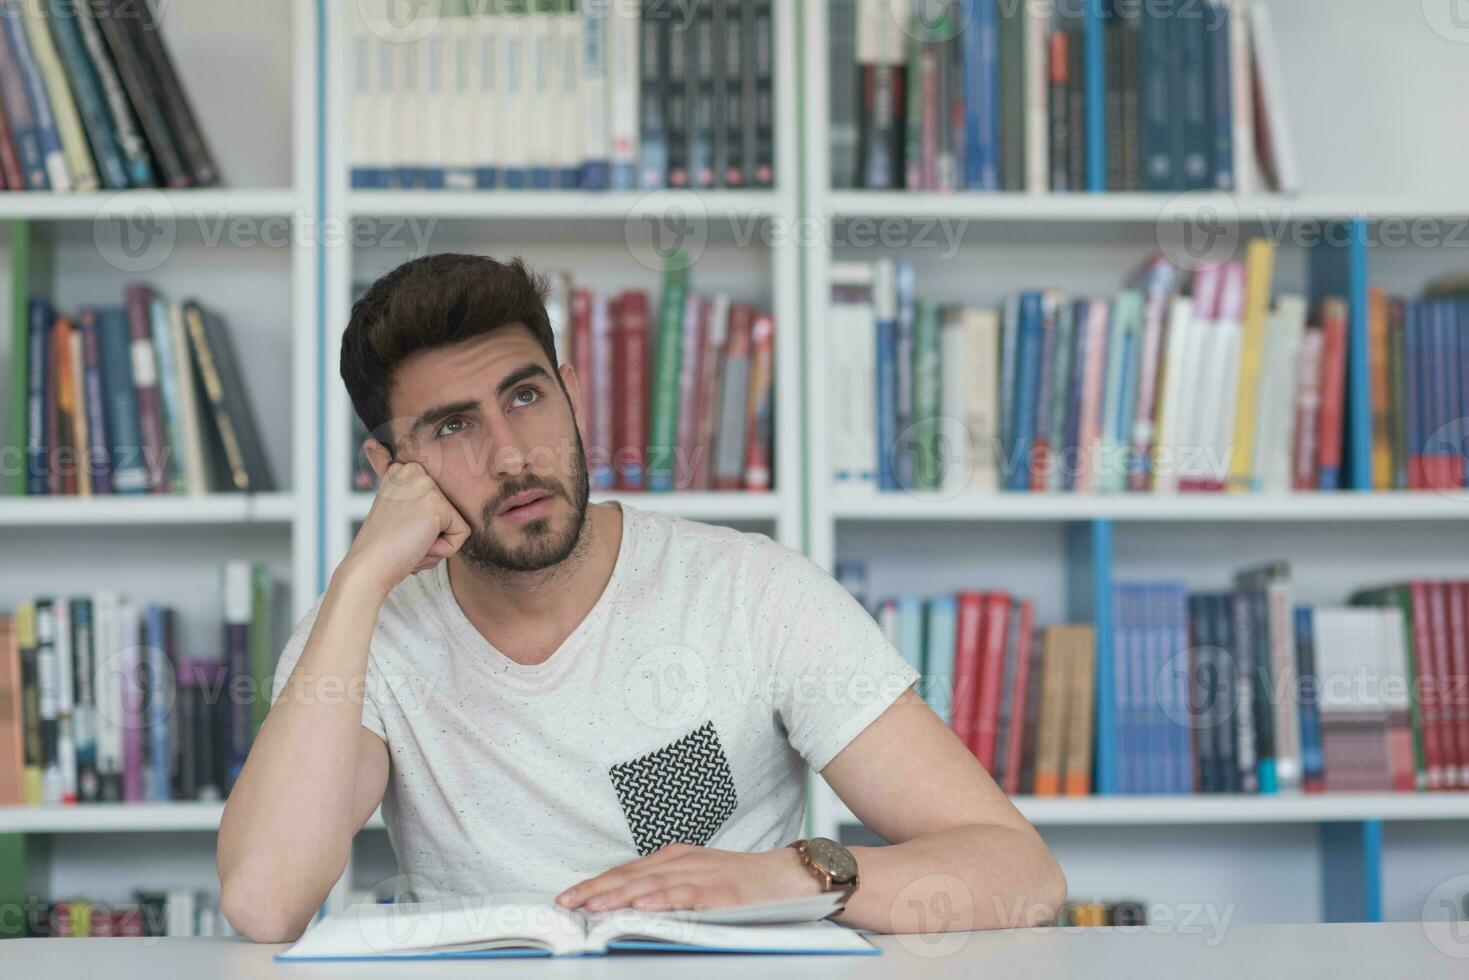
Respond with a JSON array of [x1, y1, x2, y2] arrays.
[[279, 894, 591, 959], [583, 892, 873, 953]]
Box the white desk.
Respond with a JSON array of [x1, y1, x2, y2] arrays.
[[2, 922, 1466, 977]]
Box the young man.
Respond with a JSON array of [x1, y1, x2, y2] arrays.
[[217, 254, 1065, 942]]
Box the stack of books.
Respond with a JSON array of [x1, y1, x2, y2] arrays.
[[350, 0, 775, 191], [350, 266, 777, 495], [0, 560, 286, 806], [8, 286, 275, 497], [831, 0, 1294, 194], [0, 0, 218, 191], [830, 245, 1464, 495], [20, 889, 231, 937]]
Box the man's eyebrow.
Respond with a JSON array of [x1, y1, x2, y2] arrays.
[[495, 362, 554, 398]]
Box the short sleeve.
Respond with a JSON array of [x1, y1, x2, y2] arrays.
[[270, 597, 388, 741], [740, 537, 920, 772]]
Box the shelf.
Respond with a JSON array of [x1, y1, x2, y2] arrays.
[[823, 191, 1469, 223], [0, 188, 303, 221], [0, 492, 300, 527], [349, 189, 789, 221], [0, 803, 386, 834], [345, 490, 784, 524], [828, 490, 1469, 523]]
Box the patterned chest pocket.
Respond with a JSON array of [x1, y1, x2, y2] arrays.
[[608, 720, 739, 857]]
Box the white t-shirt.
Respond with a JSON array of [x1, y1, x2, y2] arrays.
[[270, 502, 919, 903]]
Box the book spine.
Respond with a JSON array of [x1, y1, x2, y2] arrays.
[[91, 0, 188, 186], [1205, 0, 1233, 189], [608, 0, 639, 189], [6, 0, 69, 189], [22, 0, 97, 189], [689, 0, 715, 188], [1227, 239, 1275, 491], [580, 0, 611, 189], [673, 295, 704, 489], [69, 598, 99, 801], [712, 303, 752, 489], [742, 312, 774, 491], [72, 0, 152, 185], [0, 66, 25, 187], [964, 0, 999, 190], [911, 301, 942, 492], [1023, 0, 1049, 193], [125, 286, 169, 493], [1047, 29, 1067, 191], [122, 0, 218, 185], [1008, 293, 1042, 491], [1138, 2, 1170, 189], [223, 562, 251, 791], [589, 294, 615, 489], [645, 266, 688, 490], [828, 0, 858, 188], [998, 0, 1024, 190], [950, 593, 984, 749], [143, 605, 169, 801], [1316, 297, 1349, 490], [554, 1, 581, 189], [637, 0, 666, 188], [1448, 582, 1469, 788], [972, 594, 1010, 770], [1178, 0, 1209, 188], [614, 291, 649, 489], [0, 9, 49, 189], [747, 0, 773, 187]]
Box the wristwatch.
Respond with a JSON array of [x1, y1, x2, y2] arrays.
[[786, 837, 860, 908]]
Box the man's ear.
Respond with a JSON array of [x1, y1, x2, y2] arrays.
[[560, 361, 586, 440], [364, 437, 394, 481]]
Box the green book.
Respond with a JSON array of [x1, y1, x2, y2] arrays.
[[645, 260, 689, 490], [911, 300, 942, 492], [250, 563, 277, 735]]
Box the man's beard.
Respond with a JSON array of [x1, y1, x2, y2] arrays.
[[457, 426, 592, 575]]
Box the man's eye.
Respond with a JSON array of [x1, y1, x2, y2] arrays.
[[435, 417, 467, 438], [512, 386, 541, 408]]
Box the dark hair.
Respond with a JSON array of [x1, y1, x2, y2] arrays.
[[340, 253, 561, 442]]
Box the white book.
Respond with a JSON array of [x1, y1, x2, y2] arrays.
[[1247, 2, 1298, 193], [166, 888, 198, 938], [501, 6, 529, 183], [277, 892, 872, 960], [525, 5, 554, 183], [589, 292, 614, 488], [580, 0, 611, 186], [1208, 315, 1242, 488], [830, 262, 875, 486], [554, 5, 582, 186], [92, 591, 124, 793], [54, 597, 77, 802], [1151, 295, 1194, 493], [607, 0, 640, 188], [397, 25, 422, 182], [444, 13, 477, 189], [939, 307, 970, 495], [349, 15, 378, 185], [1227, 0, 1256, 196], [373, 24, 399, 181], [964, 308, 1001, 492], [1254, 294, 1306, 493], [473, 10, 501, 183], [419, 24, 447, 184], [1023, 0, 1051, 194], [543, 270, 572, 369]]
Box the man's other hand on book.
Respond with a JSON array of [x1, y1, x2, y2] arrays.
[[555, 842, 820, 914]]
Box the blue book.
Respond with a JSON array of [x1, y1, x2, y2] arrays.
[[1294, 607, 1324, 789], [0, 6, 48, 188], [95, 307, 149, 493], [76, 310, 113, 494], [1083, 0, 1106, 191], [45, 0, 128, 188], [1167, 584, 1192, 794], [1406, 302, 1423, 485], [1061, 300, 1090, 492], [894, 261, 917, 491], [896, 596, 926, 678], [1204, 0, 1233, 190], [25, 300, 50, 494], [637, 12, 667, 189], [1445, 302, 1462, 485], [1138, 2, 1171, 190], [144, 604, 171, 802], [3, 1, 66, 188], [875, 273, 900, 491], [1113, 584, 1136, 793], [923, 595, 958, 725], [960, 0, 999, 190], [1007, 292, 1043, 491]]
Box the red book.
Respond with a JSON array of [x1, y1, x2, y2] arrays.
[[1427, 583, 1460, 789], [0, 99, 23, 189], [1002, 600, 1036, 796], [1447, 582, 1469, 790], [971, 593, 1012, 771], [1315, 297, 1348, 489], [1408, 583, 1445, 791], [612, 291, 648, 491], [951, 593, 986, 749], [50, 318, 77, 495], [125, 285, 170, 493], [689, 296, 726, 490]]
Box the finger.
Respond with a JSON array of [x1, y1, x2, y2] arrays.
[[557, 845, 695, 908], [425, 535, 459, 559], [581, 872, 677, 912], [630, 883, 710, 912]]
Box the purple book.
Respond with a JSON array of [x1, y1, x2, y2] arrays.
[[78, 312, 114, 494]]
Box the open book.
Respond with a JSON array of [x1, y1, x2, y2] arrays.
[[275, 890, 879, 959]]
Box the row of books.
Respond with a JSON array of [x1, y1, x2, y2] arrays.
[[8, 286, 275, 497], [830, 247, 1469, 495], [0, 0, 218, 191], [831, 0, 1295, 194], [350, 267, 776, 494], [838, 565, 1100, 797], [1119, 572, 1469, 796], [19, 890, 230, 938], [350, 0, 774, 191], [0, 561, 286, 806]]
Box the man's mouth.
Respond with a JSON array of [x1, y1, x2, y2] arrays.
[[498, 489, 555, 520]]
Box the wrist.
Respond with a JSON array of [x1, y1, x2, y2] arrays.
[[330, 555, 393, 608], [773, 843, 824, 899]]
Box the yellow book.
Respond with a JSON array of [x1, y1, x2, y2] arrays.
[[1367, 287, 1393, 489], [1060, 626, 1097, 796], [1032, 627, 1071, 797], [1226, 238, 1276, 491], [16, 603, 41, 806], [19, 2, 98, 191]]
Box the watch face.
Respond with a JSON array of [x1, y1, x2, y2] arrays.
[[807, 837, 858, 880]]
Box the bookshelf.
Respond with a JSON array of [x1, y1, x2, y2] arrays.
[[800, 0, 1469, 927], [4, 0, 1468, 938]]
